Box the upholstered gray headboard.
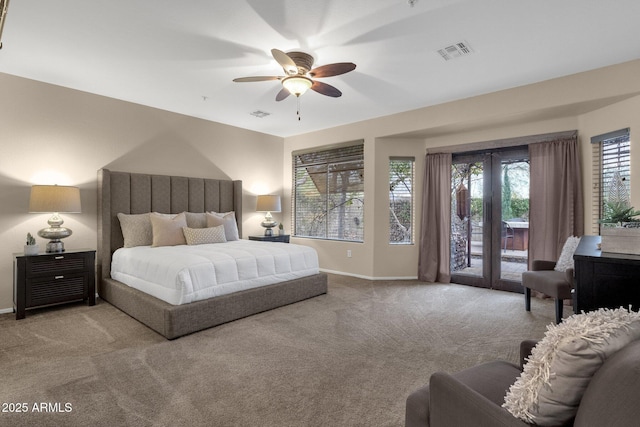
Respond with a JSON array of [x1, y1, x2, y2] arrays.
[[97, 168, 242, 282]]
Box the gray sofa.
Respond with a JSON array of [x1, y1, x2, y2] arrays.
[[406, 339, 640, 426]]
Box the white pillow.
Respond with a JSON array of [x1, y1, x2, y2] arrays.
[[503, 307, 640, 425], [554, 236, 581, 272], [182, 225, 227, 245], [117, 213, 152, 247], [150, 212, 188, 247], [206, 211, 240, 241]]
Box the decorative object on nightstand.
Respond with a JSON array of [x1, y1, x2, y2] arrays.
[[29, 184, 81, 253], [13, 249, 96, 319], [256, 194, 281, 236], [24, 232, 39, 255]]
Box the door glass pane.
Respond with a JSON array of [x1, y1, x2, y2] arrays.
[[500, 159, 530, 281], [451, 162, 484, 278]]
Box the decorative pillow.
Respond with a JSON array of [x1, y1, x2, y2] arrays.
[[117, 213, 152, 247], [184, 212, 207, 229], [206, 211, 240, 241], [150, 212, 188, 247], [554, 236, 581, 272], [182, 225, 227, 245], [503, 307, 640, 425]]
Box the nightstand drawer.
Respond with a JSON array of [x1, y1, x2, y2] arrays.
[[26, 253, 88, 276], [27, 273, 88, 307]]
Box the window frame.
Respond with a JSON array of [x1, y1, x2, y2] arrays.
[[389, 157, 415, 245], [292, 142, 365, 242], [591, 128, 631, 234]]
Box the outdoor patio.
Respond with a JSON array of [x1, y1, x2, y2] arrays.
[[453, 241, 528, 282]]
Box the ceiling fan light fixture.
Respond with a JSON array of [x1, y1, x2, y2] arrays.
[[282, 76, 313, 97]]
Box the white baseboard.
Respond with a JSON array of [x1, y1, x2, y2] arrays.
[[319, 268, 417, 281], [0, 307, 14, 315]]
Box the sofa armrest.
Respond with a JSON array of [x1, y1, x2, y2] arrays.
[[429, 372, 530, 427], [531, 260, 557, 271], [519, 340, 538, 369]]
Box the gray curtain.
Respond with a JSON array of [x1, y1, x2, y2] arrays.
[[418, 152, 452, 282], [528, 136, 584, 265]]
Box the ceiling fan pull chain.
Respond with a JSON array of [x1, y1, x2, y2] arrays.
[[297, 96, 302, 121]]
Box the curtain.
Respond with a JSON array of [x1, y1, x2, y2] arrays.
[[418, 152, 452, 282], [528, 136, 584, 265]]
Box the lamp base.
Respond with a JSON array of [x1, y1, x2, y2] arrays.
[[38, 226, 72, 253], [264, 227, 274, 237], [45, 239, 65, 253]]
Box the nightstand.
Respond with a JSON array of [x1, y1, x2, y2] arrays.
[[248, 234, 290, 243], [13, 249, 96, 319]]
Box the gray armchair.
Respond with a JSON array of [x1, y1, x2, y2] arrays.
[[522, 260, 573, 324], [406, 339, 640, 427]]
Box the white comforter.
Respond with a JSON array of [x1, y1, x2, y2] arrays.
[[111, 240, 319, 305]]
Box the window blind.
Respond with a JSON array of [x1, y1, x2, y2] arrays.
[[293, 143, 364, 241], [591, 128, 630, 233]]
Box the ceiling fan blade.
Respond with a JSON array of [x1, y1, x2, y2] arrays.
[[311, 80, 342, 97], [233, 76, 281, 82], [276, 87, 290, 101], [309, 62, 356, 78], [271, 48, 298, 75]]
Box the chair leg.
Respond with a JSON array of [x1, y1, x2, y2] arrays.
[[555, 299, 563, 324], [524, 287, 531, 312]]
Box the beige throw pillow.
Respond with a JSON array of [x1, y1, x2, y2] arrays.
[[184, 212, 207, 228], [503, 307, 640, 425], [206, 211, 239, 241], [150, 212, 188, 247], [182, 225, 227, 245], [117, 213, 152, 247]]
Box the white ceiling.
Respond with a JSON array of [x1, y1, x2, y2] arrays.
[[2, 0, 640, 138]]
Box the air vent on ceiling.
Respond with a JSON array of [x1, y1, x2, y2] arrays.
[[250, 110, 271, 118], [437, 41, 474, 61]]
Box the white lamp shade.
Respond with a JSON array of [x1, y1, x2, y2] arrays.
[[29, 185, 82, 213], [282, 76, 313, 96], [256, 195, 281, 213]]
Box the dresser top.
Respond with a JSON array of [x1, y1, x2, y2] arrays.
[[574, 235, 640, 263]]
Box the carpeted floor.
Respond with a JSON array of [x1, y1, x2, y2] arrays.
[[0, 274, 555, 427]]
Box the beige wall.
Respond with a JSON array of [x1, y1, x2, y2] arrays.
[[3, 59, 640, 310], [579, 95, 640, 235], [0, 73, 283, 312], [284, 60, 640, 280]]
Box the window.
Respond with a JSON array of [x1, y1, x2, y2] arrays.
[[591, 128, 631, 233], [389, 157, 414, 244], [293, 142, 364, 241]]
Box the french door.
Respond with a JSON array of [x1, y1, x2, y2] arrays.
[[450, 147, 529, 292]]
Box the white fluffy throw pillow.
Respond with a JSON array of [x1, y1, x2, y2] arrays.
[[503, 307, 640, 425], [554, 236, 581, 272]]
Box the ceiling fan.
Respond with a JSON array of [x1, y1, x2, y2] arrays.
[[233, 49, 356, 101]]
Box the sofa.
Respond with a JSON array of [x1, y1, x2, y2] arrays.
[[406, 338, 640, 426]]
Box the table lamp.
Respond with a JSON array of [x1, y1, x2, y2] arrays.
[[256, 195, 281, 236], [29, 185, 81, 253]]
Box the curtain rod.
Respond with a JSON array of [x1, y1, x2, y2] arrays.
[[427, 130, 577, 154]]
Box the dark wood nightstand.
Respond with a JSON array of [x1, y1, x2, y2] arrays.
[[248, 234, 290, 243], [13, 249, 96, 319]]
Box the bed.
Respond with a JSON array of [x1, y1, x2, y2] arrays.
[[97, 169, 328, 339]]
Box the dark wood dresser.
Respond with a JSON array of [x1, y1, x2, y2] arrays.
[[573, 235, 640, 313], [13, 249, 96, 319]]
